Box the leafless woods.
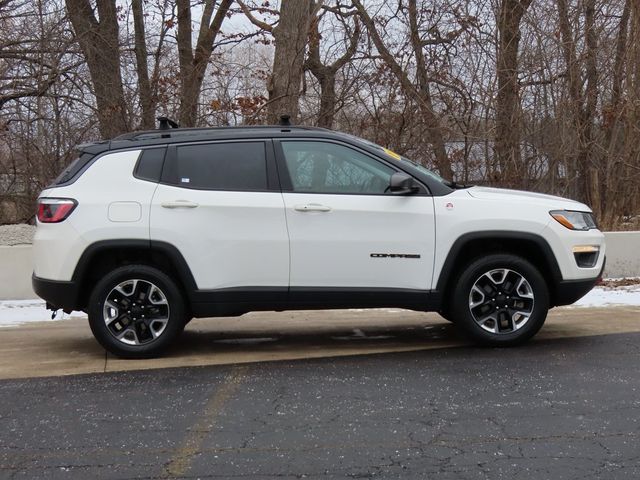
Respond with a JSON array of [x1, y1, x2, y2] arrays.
[[1, 0, 638, 229]]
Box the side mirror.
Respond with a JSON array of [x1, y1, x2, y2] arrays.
[[388, 172, 420, 195]]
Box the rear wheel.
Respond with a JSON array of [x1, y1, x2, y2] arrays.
[[88, 265, 186, 358], [450, 254, 549, 346]]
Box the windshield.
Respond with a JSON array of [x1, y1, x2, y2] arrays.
[[336, 133, 448, 185], [397, 157, 447, 183]]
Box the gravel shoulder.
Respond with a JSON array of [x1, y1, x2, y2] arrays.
[[0, 224, 35, 246]]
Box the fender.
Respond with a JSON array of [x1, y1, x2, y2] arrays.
[[72, 239, 199, 297], [435, 230, 563, 293]]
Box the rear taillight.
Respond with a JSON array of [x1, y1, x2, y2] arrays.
[[36, 198, 77, 223]]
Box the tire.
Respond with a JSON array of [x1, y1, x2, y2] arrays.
[[88, 264, 187, 358], [438, 309, 455, 323], [449, 254, 549, 346]]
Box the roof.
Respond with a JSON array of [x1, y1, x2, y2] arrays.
[[79, 125, 339, 155]]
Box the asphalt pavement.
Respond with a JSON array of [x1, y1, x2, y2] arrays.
[[1, 316, 639, 479]]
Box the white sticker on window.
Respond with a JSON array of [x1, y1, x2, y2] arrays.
[[181, 178, 190, 183]]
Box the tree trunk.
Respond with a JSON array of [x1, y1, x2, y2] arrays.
[[65, 0, 129, 138], [621, 1, 640, 220], [581, 0, 600, 216], [316, 73, 337, 128], [305, 14, 359, 129], [495, 0, 532, 189], [557, 0, 601, 214], [407, 0, 453, 180], [176, 0, 233, 127], [132, 0, 155, 130], [267, 0, 315, 124]]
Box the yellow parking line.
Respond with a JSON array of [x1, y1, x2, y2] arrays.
[[163, 364, 249, 478]]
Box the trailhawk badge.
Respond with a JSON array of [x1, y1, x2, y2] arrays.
[[370, 253, 421, 259]]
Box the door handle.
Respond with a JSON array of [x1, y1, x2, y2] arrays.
[[161, 200, 199, 209], [294, 204, 332, 212]]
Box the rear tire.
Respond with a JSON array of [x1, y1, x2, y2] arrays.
[[88, 265, 186, 358], [449, 254, 549, 346]]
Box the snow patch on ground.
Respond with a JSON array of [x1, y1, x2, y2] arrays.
[[0, 300, 85, 327], [568, 285, 640, 308], [1, 284, 639, 328]]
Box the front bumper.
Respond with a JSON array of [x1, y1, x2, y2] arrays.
[[552, 257, 606, 307], [32, 274, 80, 313]]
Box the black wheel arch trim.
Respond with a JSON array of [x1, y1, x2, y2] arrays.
[[435, 231, 565, 305], [70, 239, 198, 304]]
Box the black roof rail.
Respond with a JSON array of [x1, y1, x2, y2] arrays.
[[111, 124, 328, 142]]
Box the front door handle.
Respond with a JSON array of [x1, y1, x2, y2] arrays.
[[161, 200, 199, 209], [294, 204, 332, 212], [293, 203, 331, 212]]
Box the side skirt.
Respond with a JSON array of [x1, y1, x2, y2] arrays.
[[189, 287, 442, 318]]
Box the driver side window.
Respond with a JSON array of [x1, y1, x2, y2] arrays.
[[281, 141, 395, 194]]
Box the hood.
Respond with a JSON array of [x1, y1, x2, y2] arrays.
[[466, 186, 591, 211]]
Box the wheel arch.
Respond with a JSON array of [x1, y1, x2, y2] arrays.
[[436, 231, 563, 308], [72, 239, 197, 310]]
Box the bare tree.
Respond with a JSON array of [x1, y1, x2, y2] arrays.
[[305, 8, 360, 128], [2, 0, 640, 228], [65, 0, 130, 138], [132, 0, 155, 129], [353, 0, 454, 179], [556, 0, 600, 213], [239, 0, 318, 124], [495, 0, 533, 188], [176, 0, 233, 127]]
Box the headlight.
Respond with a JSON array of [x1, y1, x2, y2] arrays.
[[550, 210, 597, 231]]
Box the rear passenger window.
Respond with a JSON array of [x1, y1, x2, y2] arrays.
[[169, 142, 267, 191], [135, 148, 166, 182]]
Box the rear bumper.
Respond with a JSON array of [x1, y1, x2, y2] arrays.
[[32, 274, 80, 312]]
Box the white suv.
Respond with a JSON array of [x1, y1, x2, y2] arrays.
[[32, 124, 606, 357]]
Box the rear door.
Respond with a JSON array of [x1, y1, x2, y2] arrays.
[[276, 139, 436, 291], [150, 140, 289, 291]]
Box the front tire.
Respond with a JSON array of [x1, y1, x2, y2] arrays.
[[449, 254, 549, 346], [88, 265, 186, 358]]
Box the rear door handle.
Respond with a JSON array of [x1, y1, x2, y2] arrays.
[[294, 204, 332, 212], [161, 200, 199, 209]]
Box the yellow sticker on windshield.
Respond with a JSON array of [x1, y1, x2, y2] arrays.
[[383, 148, 401, 160]]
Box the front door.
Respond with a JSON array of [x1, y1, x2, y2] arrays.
[[277, 140, 436, 292]]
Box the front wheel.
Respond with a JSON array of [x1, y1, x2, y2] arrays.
[[449, 254, 549, 346], [88, 265, 186, 358]]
